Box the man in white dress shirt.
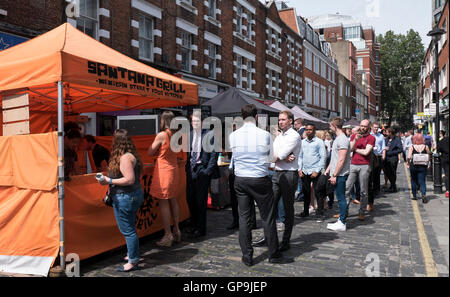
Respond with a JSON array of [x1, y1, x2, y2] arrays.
[[271, 110, 302, 252]]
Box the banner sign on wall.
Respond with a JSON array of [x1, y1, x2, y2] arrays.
[[0, 32, 28, 51]]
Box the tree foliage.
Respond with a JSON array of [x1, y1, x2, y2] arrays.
[[378, 30, 425, 130]]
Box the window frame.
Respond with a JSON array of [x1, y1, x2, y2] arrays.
[[138, 14, 154, 62], [77, 0, 99, 40], [208, 0, 216, 19], [208, 43, 217, 79], [181, 31, 192, 72]]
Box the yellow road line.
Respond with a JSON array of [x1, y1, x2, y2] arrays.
[[403, 164, 438, 277]]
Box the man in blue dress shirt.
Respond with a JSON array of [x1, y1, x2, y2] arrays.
[[295, 124, 327, 220]]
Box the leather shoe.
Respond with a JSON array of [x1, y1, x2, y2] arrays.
[[252, 237, 266, 247], [278, 242, 290, 252], [241, 257, 253, 267], [269, 255, 294, 264], [188, 230, 206, 239], [227, 222, 239, 230], [294, 212, 308, 218], [388, 187, 398, 193]]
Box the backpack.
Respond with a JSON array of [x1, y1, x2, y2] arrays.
[[412, 146, 429, 166]]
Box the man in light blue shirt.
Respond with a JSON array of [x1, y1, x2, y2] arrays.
[[403, 130, 413, 161], [229, 123, 271, 178], [229, 104, 293, 266], [369, 122, 386, 200], [295, 124, 327, 219]]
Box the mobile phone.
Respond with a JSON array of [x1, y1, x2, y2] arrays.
[[95, 173, 104, 181]]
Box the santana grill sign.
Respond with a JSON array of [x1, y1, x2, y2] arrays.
[[87, 61, 186, 99]]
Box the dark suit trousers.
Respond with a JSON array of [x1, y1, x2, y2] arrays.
[[369, 155, 382, 204], [234, 176, 279, 260], [186, 170, 210, 234], [302, 173, 322, 215], [229, 173, 256, 226], [385, 157, 399, 187], [273, 171, 298, 244]]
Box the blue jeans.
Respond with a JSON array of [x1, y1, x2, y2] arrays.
[[335, 176, 349, 224], [296, 178, 304, 200], [410, 166, 427, 198], [277, 198, 285, 223], [112, 188, 144, 264]]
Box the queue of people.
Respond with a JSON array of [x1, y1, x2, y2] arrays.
[[74, 103, 448, 271]]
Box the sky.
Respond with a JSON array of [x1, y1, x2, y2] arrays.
[[289, 0, 432, 47]]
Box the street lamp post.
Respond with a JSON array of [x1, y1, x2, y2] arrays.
[[427, 27, 446, 194]]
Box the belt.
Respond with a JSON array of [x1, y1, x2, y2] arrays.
[[275, 170, 298, 173]]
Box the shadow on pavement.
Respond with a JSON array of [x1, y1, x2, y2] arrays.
[[139, 246, 199, 269], [250, 232, 340, 265]]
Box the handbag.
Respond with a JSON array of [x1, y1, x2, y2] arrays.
[[103, 174, 115, 207], [103, 186, 113, 207]]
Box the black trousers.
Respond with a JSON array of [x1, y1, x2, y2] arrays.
[[229, 173, 256, 226], [384, 157, 399, 188], [302, 173, 322, 215], [234, 176, 280, 260], [443, 161, 449, 192], [272, 171, 298, 244], [186, 171, 211, 234], [369, 155, 383, 204]]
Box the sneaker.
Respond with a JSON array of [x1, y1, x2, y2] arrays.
[[276, 222, 285, 231], [422, 196, 429, 204], [309, 206, 316, 214], [327, 220, 346, 232]]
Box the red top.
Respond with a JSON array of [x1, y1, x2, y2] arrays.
[[350, 134, 376, 165]]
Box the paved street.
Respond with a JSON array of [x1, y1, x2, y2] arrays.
[[1, 163, 447, 278], [76, 162, 448, 277]]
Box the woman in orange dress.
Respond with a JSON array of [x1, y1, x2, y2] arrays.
[[148, 111, 180, 247]]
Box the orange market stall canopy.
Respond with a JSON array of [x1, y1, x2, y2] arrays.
[[0, 23, 197, 113], [0, 23, 197, 276]]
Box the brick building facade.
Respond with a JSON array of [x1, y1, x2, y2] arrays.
[[280, 8, 338, 121], [417, 0, 449, 132], [308, 14, 381, 121], [1, 0, 306, 107]]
